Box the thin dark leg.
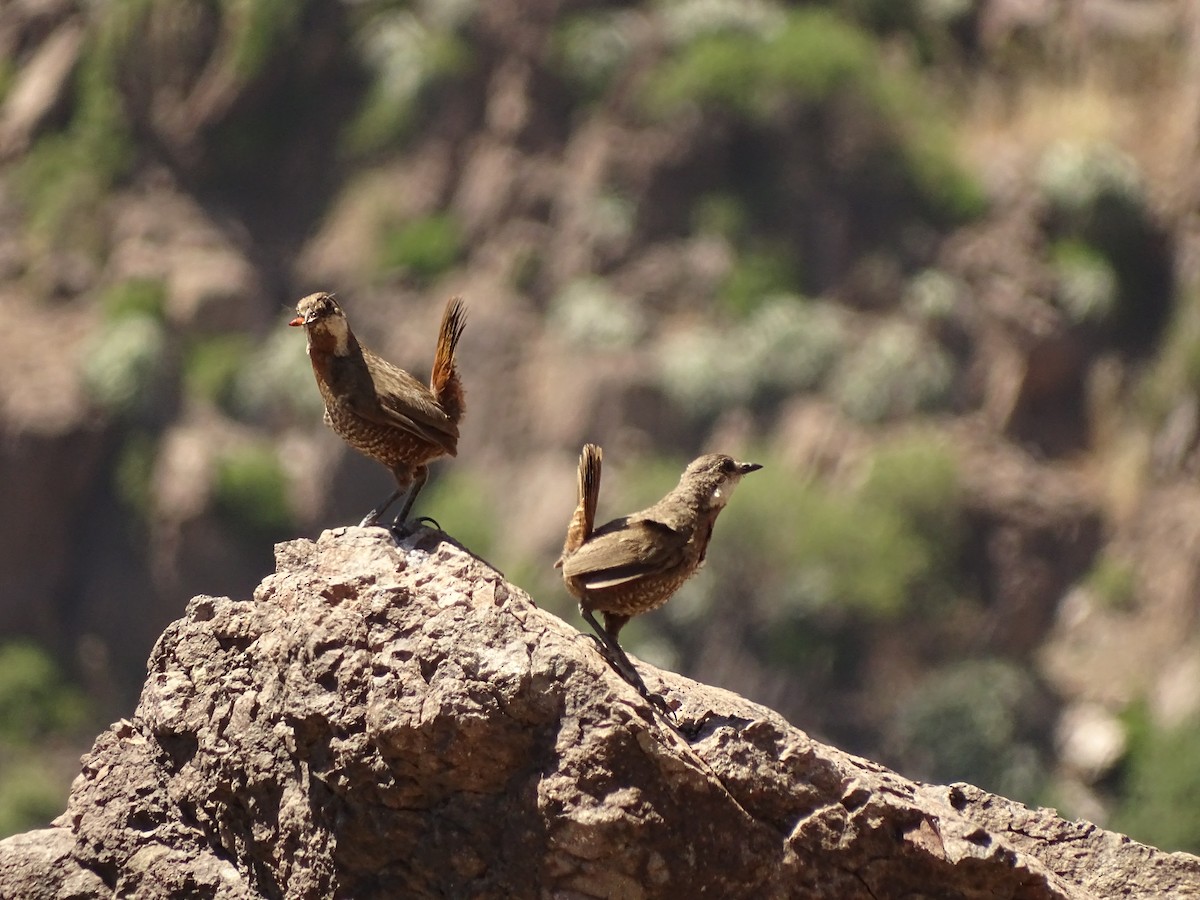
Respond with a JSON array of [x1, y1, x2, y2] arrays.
[[360, 488, 402, 527], [390, 465, 429, 529], [580, 608, 673, 719]]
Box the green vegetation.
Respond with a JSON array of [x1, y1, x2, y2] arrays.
[[99, 278, 168, 323], [223, 0, 307, 79], [711, 437, 962, 620], [643, 6, 984, 221], [0, 642, 90, 838], [344, 8, 470, 155], [549, 278, 646, 349], [646, 8, 874, 119], [415, 470, 499, 564], [0, 643, 86, 745], [81, 315, 170, 419], [1036, 140, 1144, 225], [902, 268, 962, 322], [1113, 705, 1200, 853], [12, 4, 139, 249], [232, 327, 326, 424], [691, 191, 750, 241], [554, 10, 637, 101], [376, 212, 464, 284], [213, 444, 294, 538], [658, 296, 847, 414], [889, 658, 1046, 803], [719, 247, 801, 317], [115, 432, 159, 518], [1083, 555, 1137, 610], [184, 335, 253, 411], [1050, 239, 1118, 325], [860, 435, 962, 569], [830, 321, 954, 423], [0, 760, 69, 838]]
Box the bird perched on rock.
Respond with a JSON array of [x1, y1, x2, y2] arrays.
[[289, 292, 466, 529], [556, 444, 761, 696]]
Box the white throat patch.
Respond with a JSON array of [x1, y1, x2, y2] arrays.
[[319, 314, 352, 356]]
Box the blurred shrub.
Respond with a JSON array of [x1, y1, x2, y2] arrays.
[[345, 8, 470, 155], [712, 438, 962, 620], [902, 268, 962, 322], [1036, 140, 1144, 225], [860, 434, 962, 569], [184, 335, 253, 411], [376, 212, 463, 284], [659, 296, 846, 414], [644, 7, 983, 222], [585, 192, 637, 250], [553, 10, 639, 101], [232, 327, 325, 424], [1082, 555, 1136, 610], [719, 247, 800, 317], [889, 658, 1046, 802], [0, 57, 14, 105], [548, 278, 646, 349], [1113, 705, 1200, 853], [741, 298, 847, 394], [415, 470, 499, 563], [0, 642, 90, 837], [99, 278, 168, 323], [0, 759, 68, 838], [830, 320, 954, 422], [13, 12, 133, 248], [1050, 239, 1118, 325], [81, 315, 170, 418], [660, 0, 784, 45], [691, 191, 750, 240], [646, 8, 869, 118], [0, 642, 86, 746], [213, 444, 294, 538], [224, 0, 306, 79], [115, 431, 159, 519]]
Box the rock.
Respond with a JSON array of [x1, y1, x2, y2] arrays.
[[1, 526, 1198, 899]]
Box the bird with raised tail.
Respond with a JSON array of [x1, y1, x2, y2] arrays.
[[290, 292, 466, 530], [557, 444, 761, 699]]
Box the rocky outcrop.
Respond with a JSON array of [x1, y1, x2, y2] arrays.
[[1, 527, 1197, 899]]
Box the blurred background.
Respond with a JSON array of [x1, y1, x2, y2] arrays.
[[1, 0, 1199, 852]]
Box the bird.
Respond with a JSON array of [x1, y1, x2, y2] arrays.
[[289, 291, 466, 529], [556, 443, 761, 697]]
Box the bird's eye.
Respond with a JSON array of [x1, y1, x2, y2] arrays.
[[721, 458, 736, 473]]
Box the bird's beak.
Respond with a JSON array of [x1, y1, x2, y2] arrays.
[[288, 314, 305, 327], [739, 462, 763, 475]]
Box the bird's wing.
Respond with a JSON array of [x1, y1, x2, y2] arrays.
[[332, 354, 459, 455], [561, 517, 690, 589]]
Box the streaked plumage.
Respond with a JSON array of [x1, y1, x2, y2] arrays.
[[557, 444, 761, 692], [290, 292, 466, 528]]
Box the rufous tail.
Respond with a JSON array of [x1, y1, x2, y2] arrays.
[[431, 296, 467, 421], [559, 443, 602, 564]]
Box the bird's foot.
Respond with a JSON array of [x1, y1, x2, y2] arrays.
[[359, 511, 382, 528], [588, 638, 677, 723], [387, 515, 440, 537]]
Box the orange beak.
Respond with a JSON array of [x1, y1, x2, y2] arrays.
[[288, 315, 304, 327]]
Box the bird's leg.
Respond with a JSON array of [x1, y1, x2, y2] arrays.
[[390, 465, 429, 532], [581, 609, 673, 718], [360, 489, 402, 527]]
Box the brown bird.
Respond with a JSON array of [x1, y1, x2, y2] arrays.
[[289, 292, 466, 529], [556, 444, 761, 693]]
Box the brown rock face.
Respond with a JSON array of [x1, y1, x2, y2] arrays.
[[2, 527, 1198, 899]]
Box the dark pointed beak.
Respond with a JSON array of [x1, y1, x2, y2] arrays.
[[288, 315, 305, 327], [739, 462, 763, 475]]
